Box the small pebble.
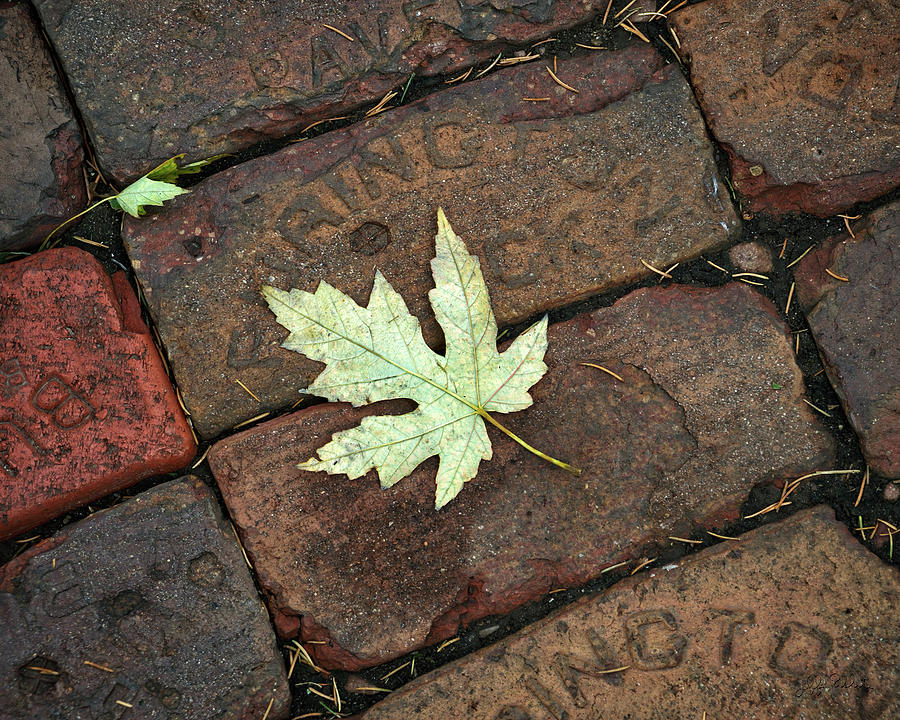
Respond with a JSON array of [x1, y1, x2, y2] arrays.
[[478, 624, 500, 639], [883, 482, 899, 502], [729, 242, 773, 274]]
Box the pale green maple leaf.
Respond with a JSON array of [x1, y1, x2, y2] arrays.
[[108, 176, 188, 217], [262, 209, 579, 509]]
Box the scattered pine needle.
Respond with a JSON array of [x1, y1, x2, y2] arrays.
[[659, 35, 682, 64], [410, 657, 416, 677], [287, 646, 301, 679], [445, 67, 472, 85], [854, 466, 869, 507], [333, 677, 342, 712], [825, 268, 850, 282], [664, 1, 689, 15], [636, 11, 667, 21], [84, 660, 115, 672], [291, 641, 326, 674], [399, 73, 415, 103], [175, 387, 191, 416], [301, 116, 350, 134], [598, 665, 631, 674], [580, 362, 625, 382], [640, 258, 673, 279], [499, 53, 540, 66], [745, 500, 792, 519], [115, 701, 133, 708], [233, 412, 270, 429], [785, 282, 795, 315], [631, 557, 657, 575], [546, 66, 579, 93], [615, 0, 638, 18], [669, 536, 702, 545], [353, 686, 392, 693], [575, 43, 605, 50], [786, 245, 813, 268], [235, 379, 261, 402], [381, 661, 411, 680], [437, 637, 460, 652], [602, 0, 614, 25], [73, 235, 109, 249], [658, 0, 674, 12], [476, 53, 502, 78], [365, 90, 397, 117], [659, 263, 679, 283], [738, 278, 765, 286], [669, 25, 681, 47], [622, 20, 650, 43], [705, 258, 728, 273], [732, 272, 769, 280], [601, 560, 628, 573], [778, 237, 788, 259], [838, 213, 861, 237], [262, 697, 275, 720], [531, 37, 558, 47], [191, 446, 210, 469], [322, 24, 354, 42], [15, 535, 39, 543], [707, 531, 739, 541], [231, 522, 253, 570], [307, 686, 335, 702], [523, 97, 551, 102], [803, 398, 832, 417], [25, 666, 59, 675]]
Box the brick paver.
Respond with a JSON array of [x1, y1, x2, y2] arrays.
[[356, 506, 900, 720], [794, 199, 899, 477], [0, 248, 195, 539], [671, 0, 899, 216], [124, 47, 738, 437], [209, 283, 832, 670], [33, 0, 614, 182], [0, 476, 290, 720], [0, 3, 85, 250]]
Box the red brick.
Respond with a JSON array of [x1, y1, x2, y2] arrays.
[[33, 0, 615, 182], [794, 199, 899, 477], [0, 476, 290, 720], [671, 0, 899, 217], [0, 248, 195, 539], [124, 47, 739, 437], [208, 283, 833, 670], [0, 3, 85, 250], [356, 506, 900, 720]]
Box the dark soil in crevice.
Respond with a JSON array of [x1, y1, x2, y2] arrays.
[[2, 3, 898, 718]]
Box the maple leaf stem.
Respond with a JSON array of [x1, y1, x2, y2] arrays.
[[41, 197, 112, 250], [476, 408, 581, 476]]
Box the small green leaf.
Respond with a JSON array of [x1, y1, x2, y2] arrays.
[[771, 381, 782, 390], [111, 176, 189, 217], [146, 153, 228, 183]]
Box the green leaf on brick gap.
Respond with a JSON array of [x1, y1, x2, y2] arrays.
[[262, 209, 580, 509], [108, 176, 189, 217]]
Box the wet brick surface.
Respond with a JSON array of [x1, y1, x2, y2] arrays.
[[208, 283, 832, 670], [124, 47, 739, 437], [0, 476, 290, 720], [671, 0, 899, 217], [33, 0, 612, 182], [0, 2, 85, 250], [356, 506, 900, 720], [0, 248, 195, 539], [794, 199, 899, 477]]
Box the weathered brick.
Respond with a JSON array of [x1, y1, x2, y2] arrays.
[[0, 248, 195, 539], [33, 0, 615, 183], [356, 506, 900, 720], [794, 199, 899, 477], [0, 3, 85, 250], [124, 47, 739, 437], [0, 476, 290, 720], [671, 0, 899, 217], [208, 283, 832, 670]]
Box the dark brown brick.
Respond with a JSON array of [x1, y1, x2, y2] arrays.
[[208, 283, 832, 670], [0, 3, 85, 250], [33, 0, 617, 182], [0, 476, 289, 720], [0, 248, 195, 540], [794, 199, 899, 477], [356, 506, 900, 720], [671, 0, 899, 217], [124, 47, 739, 437]]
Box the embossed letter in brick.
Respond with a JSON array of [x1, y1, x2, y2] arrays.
[[0, 477, 289, 720], [672, 0, 899, 216], [125, 47, 739, 437], [357, 507, 900, 719], [0, 248, 195, 539], [209, 284, 832, 670], [0, 3, 85, 250]]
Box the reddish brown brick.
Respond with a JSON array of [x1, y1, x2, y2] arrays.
[[0, 3, 85, 250], [0, 248, 195, 540], [33, 0, 616, 182], [794, 199, 899, 477], [208, 283, 832, 671], [0, 476, 290, 720], [671, 0, 899, 217], [356, 506, 900, 720], [124, 47, 739, 437]]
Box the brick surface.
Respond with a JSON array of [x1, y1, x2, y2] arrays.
[[671, 0, 899, 217], [356, 506, 900, 720], [124, 47, 739, 437], [33, 0, 614, 183], [0, 3, 85, 251], [0, 476, 290, 720], [794, 199, 899, 477], [208, 283, 832, 670], [0, 248, 195, 539]]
